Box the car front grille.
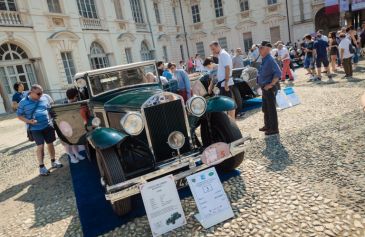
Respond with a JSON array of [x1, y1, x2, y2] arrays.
[[143, 100, 190, 163]]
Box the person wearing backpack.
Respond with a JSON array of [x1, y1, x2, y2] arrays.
[[17, 84, 63, 176], [339, 33, 354, 78]]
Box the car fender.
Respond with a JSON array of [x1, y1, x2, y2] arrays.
[[206, 96, 236, 113], [87, 127, 128, 150]]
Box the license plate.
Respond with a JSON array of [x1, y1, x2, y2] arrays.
[[176, 177, 188, 189]]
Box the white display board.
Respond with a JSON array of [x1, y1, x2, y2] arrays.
[[276, 88, 300, 110], [276, 90, 291, 110], [140, 175, 186, 237], [187, 167, 234, 229], [283, 87, 300, 106]]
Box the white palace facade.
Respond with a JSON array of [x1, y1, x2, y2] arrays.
[[0, 0, 357, 113]]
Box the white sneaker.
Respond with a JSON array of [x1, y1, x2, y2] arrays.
[[69, 154, 79, 164], [75, 153, 85, 161]]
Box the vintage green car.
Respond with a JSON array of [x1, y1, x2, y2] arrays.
[[51, 61, 250, 216]]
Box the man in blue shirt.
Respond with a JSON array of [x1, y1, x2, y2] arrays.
[[12, 82, 26, 111], [257, 41, 281, 135], [314, 31, 333, 82], [168, 63, 191, 102], [17, 84, 63, 176]]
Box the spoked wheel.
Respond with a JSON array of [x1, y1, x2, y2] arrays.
[[97, 147, 132, 216], [200, 112, 244, 172]]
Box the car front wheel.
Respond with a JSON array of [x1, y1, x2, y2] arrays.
[[96, 148, 132, 216], [200, 112, 244, 172]]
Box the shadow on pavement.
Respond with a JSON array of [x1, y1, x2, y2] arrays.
[[262, 135, 292, 172], [1, 142, 35, 155], [0, 155, 77, 229]]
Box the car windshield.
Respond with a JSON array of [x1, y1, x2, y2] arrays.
[[88, 64, 158, 96]]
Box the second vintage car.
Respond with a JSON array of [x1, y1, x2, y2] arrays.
[[51, 61, 250, 216]]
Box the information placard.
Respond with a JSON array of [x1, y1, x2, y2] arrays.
[[276, 90, 291, 110], [140, 175, 186, 237], [186, 167, 234, 229], [283, 87, 300, 106]]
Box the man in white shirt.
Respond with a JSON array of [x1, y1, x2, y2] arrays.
[[209, 41, 236, 119], [277, 43, 294, 81], [338, 33, 354, 78]]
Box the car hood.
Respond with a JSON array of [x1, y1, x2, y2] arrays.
[[104, 86, 163, 111]]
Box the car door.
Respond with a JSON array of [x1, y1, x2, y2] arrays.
[[51, 101, 91, 145]]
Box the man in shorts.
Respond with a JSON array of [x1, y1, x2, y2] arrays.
[[303, 34, 316, 81], [314, 31, 333, 83], [209, 41, 235, 120], [17, 84, 62, 176]]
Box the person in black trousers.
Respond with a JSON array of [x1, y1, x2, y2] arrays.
[[257, 41, 282, 135]]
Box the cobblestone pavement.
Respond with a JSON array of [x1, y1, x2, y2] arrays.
[[0, 63, 364, 237]]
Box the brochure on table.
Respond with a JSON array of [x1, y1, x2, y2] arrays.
[[139, 175, 186, 237], [187, 167, 234, 229]]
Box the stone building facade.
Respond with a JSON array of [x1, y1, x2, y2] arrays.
[[0, 0, 361, 113]]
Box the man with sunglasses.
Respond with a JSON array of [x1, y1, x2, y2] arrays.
[[17, 84, 62, 176]]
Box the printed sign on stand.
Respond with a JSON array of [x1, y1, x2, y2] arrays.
[[186, 167, 234, 229], [140, 175, 186, 237], [276, 90, 291, 110], [283, 87, 300, 106]]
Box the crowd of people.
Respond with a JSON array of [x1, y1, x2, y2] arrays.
[[11, 23, 365, 176]]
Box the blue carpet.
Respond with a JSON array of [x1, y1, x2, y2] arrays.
[[242, 97, 262, 112], [69, 154, 240, 237]]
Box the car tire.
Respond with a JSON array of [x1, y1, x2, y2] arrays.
[[200, 112, 244, 172], [97, 147, 132, 216]]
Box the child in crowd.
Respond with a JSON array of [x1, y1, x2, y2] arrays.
[[62, 88, 86, 164]]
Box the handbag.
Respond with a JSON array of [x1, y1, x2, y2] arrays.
[[27, 100, 40, 142], [349, 43, 355, 54]]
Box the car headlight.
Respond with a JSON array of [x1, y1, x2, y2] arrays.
[[92, 117, 101, 127], [120, 112, 144, 135], [167, 131, 185, 150], [241, 71, 249, 81], [186, 96, 207, 117]]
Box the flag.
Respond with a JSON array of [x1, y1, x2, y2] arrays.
[[339, 0, 349, 12], [325, 0, 339, 14], [352, 0, 365, 11]]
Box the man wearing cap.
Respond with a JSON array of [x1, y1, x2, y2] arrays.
[[257, 41, 281, 135]]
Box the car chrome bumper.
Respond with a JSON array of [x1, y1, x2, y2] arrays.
[[105, 133, 250, 203]]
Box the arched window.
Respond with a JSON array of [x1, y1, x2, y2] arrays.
[[90, 42, 109, 69], [140, 41, 152, 61], [0, 43, 37, 95]]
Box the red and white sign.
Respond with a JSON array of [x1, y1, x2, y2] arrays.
[[201, 142, 230, 165], [325, 0, 339, 14]]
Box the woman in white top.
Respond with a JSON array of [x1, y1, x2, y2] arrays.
[[194, 54, 205, 72]]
